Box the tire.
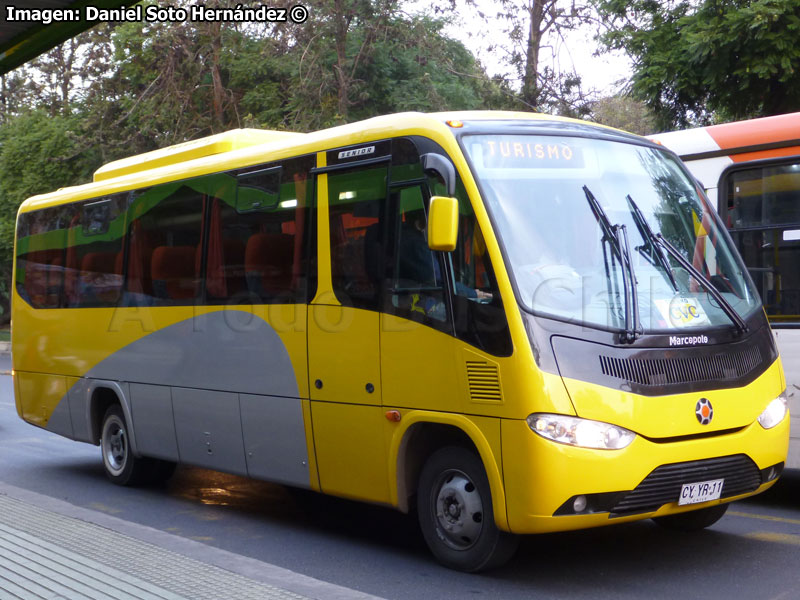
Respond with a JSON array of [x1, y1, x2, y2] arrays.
[[147, 459, 177, 485], [417, 446, 519, 572], [652, 502, 729, 532], [100, 405, 150, 486]]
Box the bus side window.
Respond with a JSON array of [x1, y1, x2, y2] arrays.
[[125, 185, 203, 305], [385, 184, 449, 327], [209, 156, 313, 305], [327, 164, 388, 310], [15, 198, 128, 310], [726, 162, 800, 322], [69, 196, 127, 307], [15, 206, 68, 309], [439, 176, 513, 357]]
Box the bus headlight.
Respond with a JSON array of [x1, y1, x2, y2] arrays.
[[757, 392, 788, 429], [527, 414, 636, 450]]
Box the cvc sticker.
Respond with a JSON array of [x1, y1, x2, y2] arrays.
[[655, 295, 710, 328]]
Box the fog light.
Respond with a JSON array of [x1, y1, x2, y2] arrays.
[[759, 462, 784, 483], [573, 495, 587, 513]]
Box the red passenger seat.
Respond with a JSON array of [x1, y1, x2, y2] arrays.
[[244, 233, 293, 299], [80, 251, 122, 304], [81, 252, 117, 276], [205, 238, 247, 299], [114, 251, 124, 275], [151, 245, 198, 300], [23, 250, 62, 307], [46, 255, 64, 306]]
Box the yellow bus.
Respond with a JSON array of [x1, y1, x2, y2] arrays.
[[13, 112, 789, 571]]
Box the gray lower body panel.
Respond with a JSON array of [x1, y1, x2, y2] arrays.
[[241, 394, 309, 486], [40, 311, 310, 488], [130, 383, 179, 462]]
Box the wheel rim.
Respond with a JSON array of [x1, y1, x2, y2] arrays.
[[432, 469, 484, 550], [102, 415, 127, 476]]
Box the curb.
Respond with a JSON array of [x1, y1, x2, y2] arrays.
[[0, 482, 386, 600]]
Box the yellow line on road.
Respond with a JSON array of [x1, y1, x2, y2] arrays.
[[729, 510, 800, 526], [744, 531, 800, 546]]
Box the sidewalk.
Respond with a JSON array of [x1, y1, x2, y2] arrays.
[[0, 483, 384, 600]]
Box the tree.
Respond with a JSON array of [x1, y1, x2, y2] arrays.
[[595, 0, 800, 129], [285, 9, 515, 129], [0, 0, 514, 316], [347, 14, 517, 114], [0, 110, 97, 321], [91, 7, 247, 149], [590, 94, 657, 134], [492, 0, 592, 111], [0, 68, 40, 120]]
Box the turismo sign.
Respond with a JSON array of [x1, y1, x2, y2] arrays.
[[474, 136, 585, 169]]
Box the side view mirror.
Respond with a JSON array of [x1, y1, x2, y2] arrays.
[[427, 196, 459, 252]]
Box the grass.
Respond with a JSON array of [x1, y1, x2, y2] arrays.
[[0, 326, 9, 343]]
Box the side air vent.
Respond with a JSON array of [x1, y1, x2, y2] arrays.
[[466, 361, 502, 403], [599, 344, 762, 387]]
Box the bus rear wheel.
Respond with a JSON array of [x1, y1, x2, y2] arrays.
[[148, 459, 177, 485], [417, 446, 519, 572], [100, 405, 150, 486], [652, 503, 729, 532]]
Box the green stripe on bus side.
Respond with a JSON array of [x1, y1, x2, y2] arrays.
[[14, 169, 304, 257]]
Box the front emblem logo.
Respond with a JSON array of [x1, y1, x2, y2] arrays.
[[695, 398, 713, 425]]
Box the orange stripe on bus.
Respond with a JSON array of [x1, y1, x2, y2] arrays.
[[705, 112, 800, 151], [730, 146, 800, 163]]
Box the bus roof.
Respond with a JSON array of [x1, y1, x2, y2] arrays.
[[93, 129, 303, 183], [650, 112, 800, 161], [19, 111, 629, 213]]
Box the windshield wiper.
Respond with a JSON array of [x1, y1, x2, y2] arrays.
[[584, 185, 619, 255], [583, 185, 641, 343], [626, 195, 679, 292], [654, 233, 749, 334]]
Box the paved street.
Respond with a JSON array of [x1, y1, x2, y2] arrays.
[[2, 356, 800, 599]]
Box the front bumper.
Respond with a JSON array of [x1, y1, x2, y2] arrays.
[[501, 412, 789, 534]]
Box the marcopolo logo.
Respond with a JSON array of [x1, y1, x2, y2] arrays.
[[669, 334, 709, 346]]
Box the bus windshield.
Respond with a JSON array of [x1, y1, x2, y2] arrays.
[[463, 134, 760, 333]]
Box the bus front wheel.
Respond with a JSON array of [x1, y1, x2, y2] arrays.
[[652, 503, 729, 532], [417, 446, 519, 572], [100, 405, 150, 486]]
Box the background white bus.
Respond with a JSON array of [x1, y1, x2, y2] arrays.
[[652, 112, 800, 467]]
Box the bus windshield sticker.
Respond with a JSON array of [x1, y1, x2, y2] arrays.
[[655, 295, 710, 328]]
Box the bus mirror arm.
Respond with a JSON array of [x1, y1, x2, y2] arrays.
[[421, 153, 456, 196]]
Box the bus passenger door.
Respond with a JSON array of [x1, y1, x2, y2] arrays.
[[380, 176, 513, 415], [307, 159, 391, 504], [380, 183, 462, 413]]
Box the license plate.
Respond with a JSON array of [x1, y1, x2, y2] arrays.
[[678, 479, 724, 506]]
